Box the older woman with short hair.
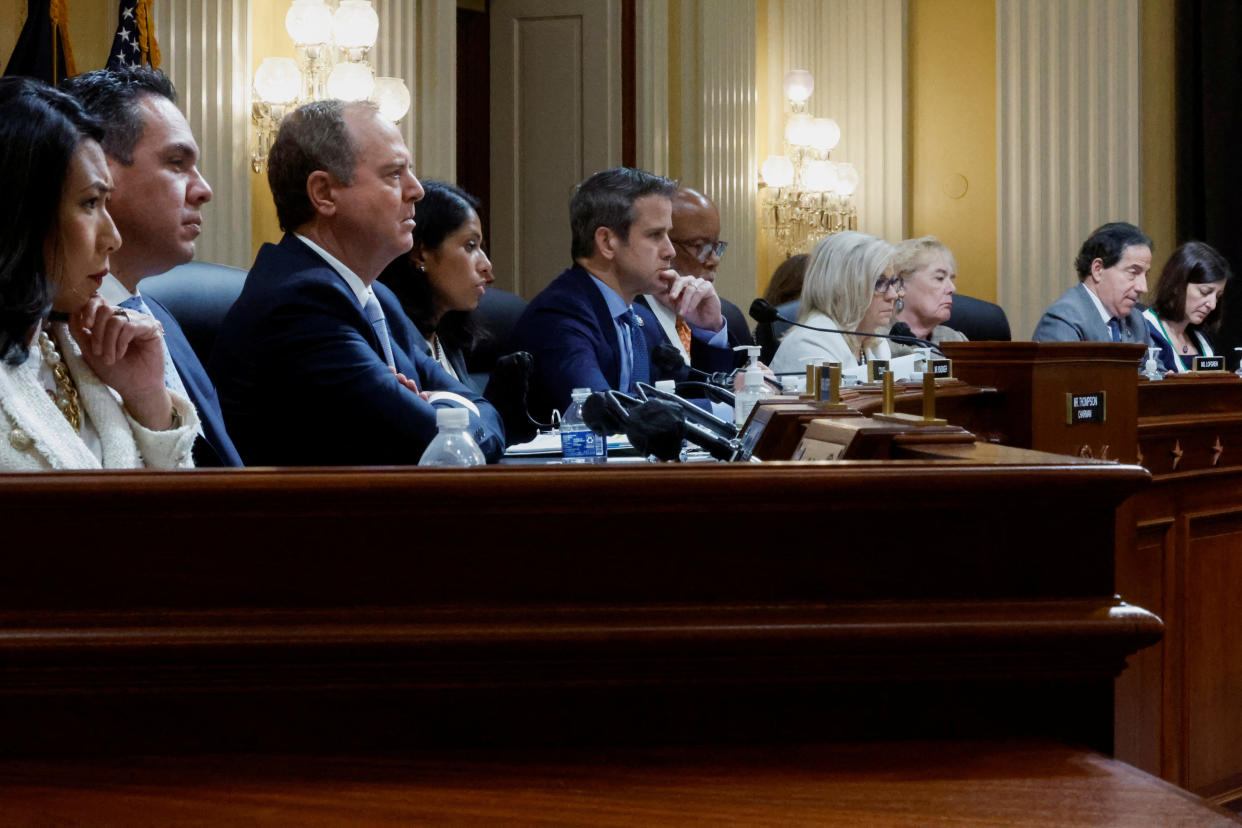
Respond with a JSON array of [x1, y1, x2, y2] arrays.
[[888, 236, 967, 355], [770, 231, 898, 373]]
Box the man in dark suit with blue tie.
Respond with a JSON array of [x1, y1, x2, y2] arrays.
[[208, 100, 504, 465], [62, 68, 242, 466], [1032, 222, 1155, 346], [509, 168, 735, 420]]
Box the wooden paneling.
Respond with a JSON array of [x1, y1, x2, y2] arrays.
[[1115, 514, 1172, 775], [1186, 510, 1242, 791], [0, 456, 1152, 756], [0, 742, 1236, 825]]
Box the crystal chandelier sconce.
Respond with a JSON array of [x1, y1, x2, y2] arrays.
[[251, 0, 411, 172], [758, 69, 861, 258]]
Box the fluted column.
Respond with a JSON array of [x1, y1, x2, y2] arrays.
[[996, 0, 1142, 339], [156, 0, 252, 268], [670, 0, 756, 307]]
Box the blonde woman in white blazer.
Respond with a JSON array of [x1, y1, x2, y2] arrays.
[[771, 232, 899, 375], [0, 78, 197, 471]]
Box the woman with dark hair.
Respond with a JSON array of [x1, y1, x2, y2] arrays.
[[762, 253, 809, 307], [377, 181, 494, 391], [0, 77, 198, 470], [1142, 241, 1232, 373]]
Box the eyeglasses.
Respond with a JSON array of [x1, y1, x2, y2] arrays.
[[874, 275, 905, 294], [672, 238, 728, 263]]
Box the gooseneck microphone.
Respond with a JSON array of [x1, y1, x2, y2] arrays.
[[581, 390, 743, 462], [749, 298, 945, 356], [650, 343, 735, 387]]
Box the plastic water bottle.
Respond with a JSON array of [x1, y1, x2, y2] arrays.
[[418, 407, 486, 466], [560, 387, 606, 464]]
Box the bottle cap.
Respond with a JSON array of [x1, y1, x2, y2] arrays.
[[570, 387, 591, 401], [435, 407, 470, 429]]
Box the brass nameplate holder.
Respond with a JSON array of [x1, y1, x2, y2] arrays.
[[817, 361, 852, 411], [872, 370, 949, 426], [801, 364, 821, 400]]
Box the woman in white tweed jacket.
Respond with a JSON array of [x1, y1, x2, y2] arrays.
[[0, 78, 197, 471]]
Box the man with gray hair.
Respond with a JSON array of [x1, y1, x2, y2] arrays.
[[209, 99, 504, 464]]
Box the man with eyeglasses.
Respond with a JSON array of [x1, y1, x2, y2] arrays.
[[636, 187, 755, 372]]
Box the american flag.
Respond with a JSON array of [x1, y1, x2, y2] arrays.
[[106, 0, 161, 71]]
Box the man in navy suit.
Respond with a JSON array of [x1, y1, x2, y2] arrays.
[[208, 100, 504, 465], [62, 67, 242, 466], [509, 168, 735, 420]]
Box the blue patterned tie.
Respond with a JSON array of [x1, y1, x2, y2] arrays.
[[362, 293, 397, 370], [119, 294, 188, 398], [621, 308, 649, 390], [1108, 317, 1122, 343]]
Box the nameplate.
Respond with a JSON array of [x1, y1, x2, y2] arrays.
[[868, 360, 890, 382], [1193, 355, 1225, 372], [930, 359, 952, 379], [1066, 391, 1106, 425]]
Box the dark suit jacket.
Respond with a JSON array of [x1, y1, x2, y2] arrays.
[[144, 293, 242, 467], [508, 265, 734, 418], [208, 235, 505, 465], [635, 294, 752, 375], [721, 298, 755, 349]]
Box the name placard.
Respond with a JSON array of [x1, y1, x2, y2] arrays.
[[1193, 355, 1225, 372], [868, 360, 890, 382], [1066, 391, 1107, 425], [930, 358, 952, 379]]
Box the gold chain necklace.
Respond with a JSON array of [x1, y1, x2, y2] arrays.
[[37, 330, 82, 432]]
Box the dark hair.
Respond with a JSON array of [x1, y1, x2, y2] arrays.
[[376, 181, 488, 354], [268, 99, 371, 232], [0, 77, 104, 365], [59, 67, 176, 165], [1151, 240, 1233, 333], [1074, 221, 1153, 281], [570, 167, 677, 260], [763, 253, 809, 306]]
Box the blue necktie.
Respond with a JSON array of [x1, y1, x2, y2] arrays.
[[621, 308, 649, 390], [1108, 317, 1122, 343], [119, 294, 188, 398], [363, 293, 396, 370]]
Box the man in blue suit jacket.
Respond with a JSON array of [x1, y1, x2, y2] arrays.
[[63, 67, 242, 466], [509, 168, 735, 420], [209, 100, 504, 466], [1033, 221, 1155, 346]]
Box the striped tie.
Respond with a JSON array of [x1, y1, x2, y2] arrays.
[[362, 293, 397, 371]]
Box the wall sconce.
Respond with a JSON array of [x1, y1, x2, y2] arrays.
[[759, 69, 861, 258], [252, 0, 410, 173]]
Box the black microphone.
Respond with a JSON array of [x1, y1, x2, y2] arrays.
[[581, 391, 683, 461], [582, 391, 743, 462], [748, 298, 945, 356], [650, 343, 735, 387], [889, 321, 941, 353], [482, 351, 551, 446], [580, 390, 628, 435], [636, 381, 738, 436]]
